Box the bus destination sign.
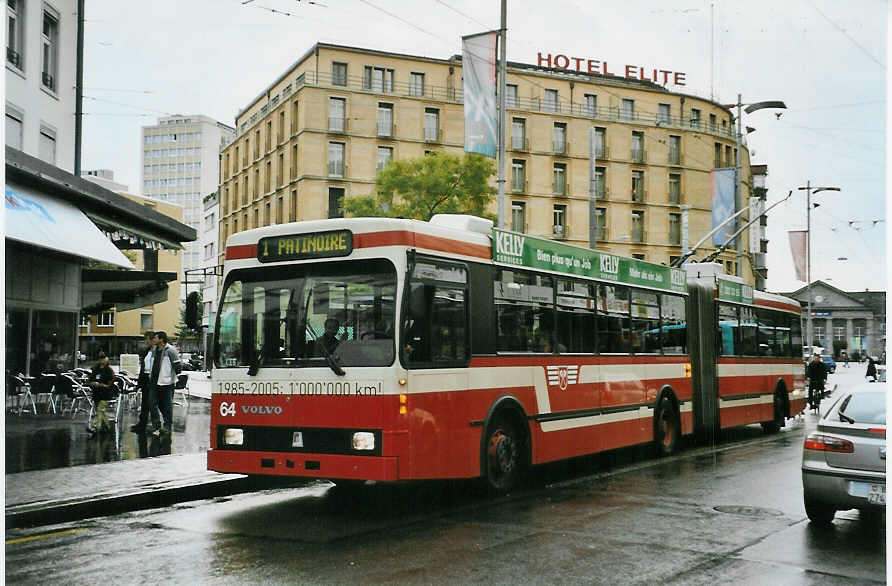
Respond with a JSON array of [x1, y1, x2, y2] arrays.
[[492, 228, 686, 294], [257, 229, 353, 263], [716, 277, 754, 304]]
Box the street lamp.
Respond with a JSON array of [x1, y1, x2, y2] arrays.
[[798, 182, 840, 353], [730, 96, 786, 278]]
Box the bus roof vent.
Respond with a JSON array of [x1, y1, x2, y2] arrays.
[[429, 214, 493, 235], [683, 262, 725, 280]]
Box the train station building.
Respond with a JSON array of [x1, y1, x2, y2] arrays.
[[218, 42, 763, 285]]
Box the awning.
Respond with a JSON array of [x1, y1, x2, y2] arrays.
[[5, 183, 135, 269], [81, 269, 177, 313]]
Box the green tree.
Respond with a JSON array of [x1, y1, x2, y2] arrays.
[[343, 152, 497, 221], [175, 292, 203, 349]]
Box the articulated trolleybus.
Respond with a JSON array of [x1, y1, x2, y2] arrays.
[[208, 215, 805, 491]]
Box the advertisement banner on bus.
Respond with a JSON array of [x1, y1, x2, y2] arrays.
[[492, 228, 686, 293], [716, 277, 754, 304]]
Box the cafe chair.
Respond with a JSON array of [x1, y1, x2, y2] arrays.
[[59, 372, 93, 419], [32, 374, 58, 414], [6, 373, 35, 415], [174, 373, 189, 408]]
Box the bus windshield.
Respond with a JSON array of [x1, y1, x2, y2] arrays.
[[215, 259, 396, 369]]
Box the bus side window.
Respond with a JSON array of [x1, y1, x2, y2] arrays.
[[738, 307, 758, 355], [597, 284, 630, 354], [717, 303, 738, 356], [402, 260, 469, 368], [660, 294, 686, 355]]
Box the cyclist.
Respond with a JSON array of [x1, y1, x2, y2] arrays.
[[806, 352, 827, 411]]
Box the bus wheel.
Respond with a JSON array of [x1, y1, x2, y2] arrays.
[[654, 397, 679, 457], [761, 393, 784, 434], [485, 412, 524, 493]]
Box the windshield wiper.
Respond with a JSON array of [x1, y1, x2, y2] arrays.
[[838, 411, 856, 424], [305, 325, 346, 376]]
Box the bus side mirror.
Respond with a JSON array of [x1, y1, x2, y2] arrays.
[[185, 291, 200, 330]]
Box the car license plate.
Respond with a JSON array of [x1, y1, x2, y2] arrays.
[[868, 484, 885, 505]]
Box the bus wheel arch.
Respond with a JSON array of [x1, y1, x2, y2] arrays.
[[480, 396, 530, 493], [653, 387, 681, 457]]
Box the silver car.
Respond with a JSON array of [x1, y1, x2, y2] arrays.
[[801, 382, 886, 524]]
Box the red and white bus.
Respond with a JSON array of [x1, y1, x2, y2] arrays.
[[207, 215, 805, 491]]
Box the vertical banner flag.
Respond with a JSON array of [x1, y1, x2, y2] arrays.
[[788, 229, 807, 281], [711, 168, 736, 246], [748, 196, 764, 253], [462, 31, 498, 158]]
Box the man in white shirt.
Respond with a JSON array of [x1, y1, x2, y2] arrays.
[[148, 330, 182, 437]]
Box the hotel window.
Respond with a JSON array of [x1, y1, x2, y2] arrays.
[[594, 167, 606, 199], [511, 117, 526, 150], [631, 131, 644, 162], [332, 62, 348, 86], [669, 213, 681, 245], [377, 103, 393, 137], [553, 204, 567, 237], [241, 177, 248, 205], [39, 125, 56, 165], [291, 144, 298, 180], [276, 195, 283, 224], [364, 66, 394, 92], [290, 189, 297, 221], [409, 72, 425, 96], [632, 253, 645, 261], [98, 312, 115, 327], [266, 120, 272, 151], [725, 145, 733, 167], [669, 173, 681, 204], [254, 208, 259, 230], [583, 94, 597, 117], [709, 113, 717, 131], [328, 142, 345, 177], [511, 159, 526, 192], [6, 106, 23, 150], [511, 201, 525, 232], [553, 122, 567, 154], [631, 211, 645, 242], [669, 135, 681, 164], [277, 153, 284, 186], [41, 9, 59, 92], [254, 129, 260, 159], [593, 127, 606, 158], [329, 97, 346, 132], [7, 0, 22, 69], [376, 146, 393, 171], [328, 187, 344, 218], [553, 163, 567, 195], [506, 84, 517, 108], [631, 170, 645, 202], [291, 100, 299, 132], [424, 108, 440, 141], [621, 99, 635, 121], [278, 111, 285, 143], [544, 89, 558, 113], [254, 168, 260, 197], [595, 207, 607, 240], [658, 103, 671, 125], [264, 201, 271, 226], [690, 108, 701, 129], [714, 142, 722, 168]]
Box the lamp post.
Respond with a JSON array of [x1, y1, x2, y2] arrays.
[[731, 97, 786, 278], [798, 181, 840, 352]]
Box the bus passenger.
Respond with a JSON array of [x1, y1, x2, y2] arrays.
[[315, 317, 341, 356]]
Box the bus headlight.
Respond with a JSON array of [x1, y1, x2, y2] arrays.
[[223, 428, 244, 446], [352, 432, 375, 451]]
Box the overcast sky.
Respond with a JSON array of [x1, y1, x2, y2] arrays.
[[81, 0, 887, 294]]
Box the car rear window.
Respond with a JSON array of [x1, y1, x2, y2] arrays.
[[839, 393, 886, 424]]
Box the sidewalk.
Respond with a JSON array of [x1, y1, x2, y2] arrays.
[[5, 371, 304, 529]]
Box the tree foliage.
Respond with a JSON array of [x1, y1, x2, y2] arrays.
[[175, 291, 203, 346], [343, 152, 497, 221]]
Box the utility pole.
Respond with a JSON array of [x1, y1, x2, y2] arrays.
[[496, 0, 507, 228]]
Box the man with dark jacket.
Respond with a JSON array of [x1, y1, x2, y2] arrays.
[[88, 353, 116, 433], [806, 353, 827, 410], [130, 331, 156, 433], [148, 331, 182, 437]]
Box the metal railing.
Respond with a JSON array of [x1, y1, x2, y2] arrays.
[[510, 136, 529, 152], [594, 146, 609, 159], [423, 126, 442, 142], [41, 72, 55, 92], [631, 227, 647, 243], [631, 189, 647, 203], [631, 148, 646, 163], [595, 226, 609, 241], [7, 48, 21, 69], [553, 181, 569, 196], [328, 117, 348, 133], [553, 140, 570, 156], [669, 151, 682, 165]]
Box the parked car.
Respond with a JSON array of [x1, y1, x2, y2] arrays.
[[802, 381, 886, 524], [822, 354, 836, 374]]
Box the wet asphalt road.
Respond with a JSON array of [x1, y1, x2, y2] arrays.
[[5, 368, 886, 584]]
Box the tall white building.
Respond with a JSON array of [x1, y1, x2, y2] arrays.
[[200, 190, 220, 353], [140, 115, 235, 294], [5, 0, 77, 172]]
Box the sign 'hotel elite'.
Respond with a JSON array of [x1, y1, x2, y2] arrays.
[[493, 228, 687, 294], [537, 52, 687, 86]]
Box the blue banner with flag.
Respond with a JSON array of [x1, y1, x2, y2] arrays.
[[462, 31, 498, 158], [711, 168, 735, 246]]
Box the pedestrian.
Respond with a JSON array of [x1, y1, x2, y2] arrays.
[[148, 331, 183, 437], [130, 331, 156, 433], [866, 356, 878, 382], [806, 352, 827, 411], [88, 352, 116, 433], [842, 350, 848, 368]]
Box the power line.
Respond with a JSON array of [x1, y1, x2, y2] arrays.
[[794, 100, 884, 112], [357, 0, 451, 44], [83, 95, 172, 116], [807, 0, 885, 70], [433, 0, 490, 29]]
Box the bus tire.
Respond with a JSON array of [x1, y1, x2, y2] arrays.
[[761, 392, 784, 434], [484, 411, 526, 493], [654, 397, 680, 457]]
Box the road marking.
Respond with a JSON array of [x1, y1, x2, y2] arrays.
[[5, 528, 83, 545]]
